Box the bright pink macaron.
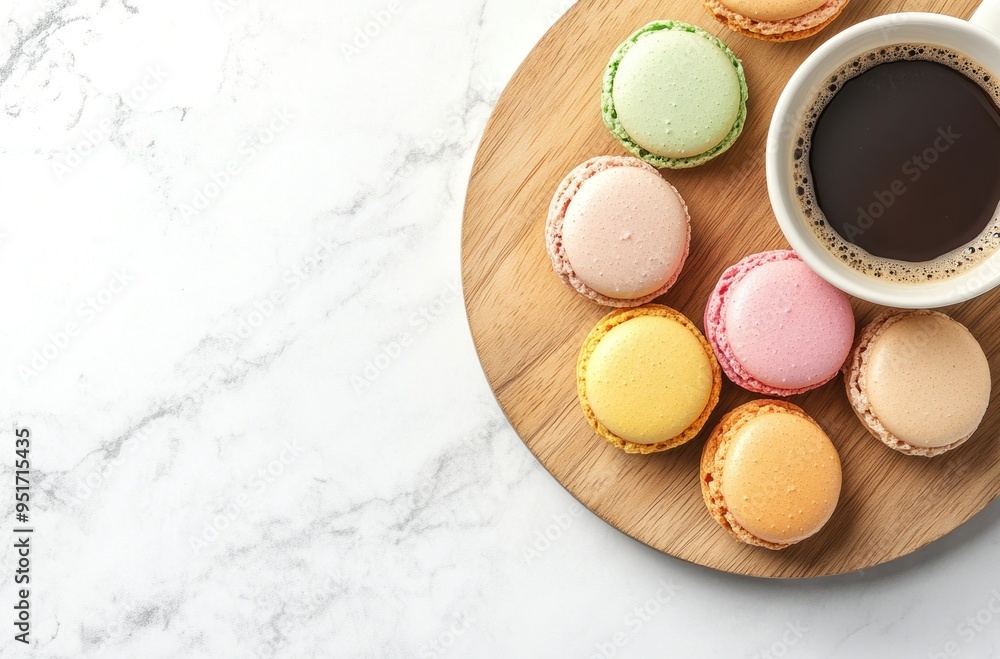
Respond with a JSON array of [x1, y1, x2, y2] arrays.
[[546, 156, 690, 307], [704, 250, 855, 396]]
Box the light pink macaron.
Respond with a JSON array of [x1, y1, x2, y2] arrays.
[[704, 250, 855, 396], [545, 156, 690, 307]]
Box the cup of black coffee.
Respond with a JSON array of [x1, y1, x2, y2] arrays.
[[768, 4, 1000, 307]]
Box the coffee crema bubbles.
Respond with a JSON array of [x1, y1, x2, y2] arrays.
[[794, 44, 1000, 282]]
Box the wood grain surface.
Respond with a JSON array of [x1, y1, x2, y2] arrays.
[[461, 0, 1000, 577]]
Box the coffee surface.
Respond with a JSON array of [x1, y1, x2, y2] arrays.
[[797, 46, 1000, 281]]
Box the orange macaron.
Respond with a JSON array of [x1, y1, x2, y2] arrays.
[[703, 0, 849, 42], [700, 400, 842, 549]]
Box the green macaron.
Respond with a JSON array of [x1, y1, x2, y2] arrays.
[[602, 21, 748, 169]]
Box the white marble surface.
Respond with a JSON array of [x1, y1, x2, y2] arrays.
[[1, 0, 999, 657]]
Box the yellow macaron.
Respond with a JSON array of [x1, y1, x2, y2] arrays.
[[700, 400, 842, 550], [577, 304, 721, 454]]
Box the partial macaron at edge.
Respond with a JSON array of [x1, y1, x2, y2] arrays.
[[601, 21, 748, 169], [546, 156, 690, 307], [702, 0, 848, 41], [578, 305, 721, 454], [844, 309, 974, 458]]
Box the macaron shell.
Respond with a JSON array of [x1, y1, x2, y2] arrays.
[[585, 315, 714, 443], [611, 29, 741, 159], [700, 400, 840, 550], [720, 412, 841, 545], [578, 305, 722, 454], [561, 166, 689, 300], [861, 312, 990, 450], [702, 0, 848, 41], [717, 0, 827, 21], [602, 22, 748, 169], [545, 156, 691, 307], [705, 250, 855, 396], [722, 255, 854, 389]]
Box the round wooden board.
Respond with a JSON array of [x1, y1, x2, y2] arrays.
[[461, 0, 1000, 577]]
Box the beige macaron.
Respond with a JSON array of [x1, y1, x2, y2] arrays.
[[845, 310, 992, 457], [700, 399, 842, 550]]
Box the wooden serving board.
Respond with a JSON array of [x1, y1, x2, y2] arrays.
[[461, 0, 1000, 577]]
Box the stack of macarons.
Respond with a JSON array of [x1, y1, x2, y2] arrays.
[[542, 16, 993, 552]]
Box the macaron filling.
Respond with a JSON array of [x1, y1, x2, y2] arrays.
[[602, 21, 748, 169], [560, 165, 689, 299], [860, 313, 990, 450], [585, 315, 714, 444]]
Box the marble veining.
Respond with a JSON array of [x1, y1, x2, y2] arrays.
[[0, 0, 999, 657]]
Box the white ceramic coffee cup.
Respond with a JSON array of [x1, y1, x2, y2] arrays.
[[767, 1, 1000, 308]]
